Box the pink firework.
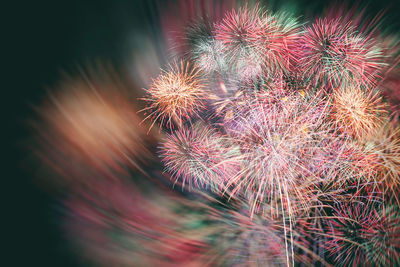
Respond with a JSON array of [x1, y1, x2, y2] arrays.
[[215, 6, 263, 61], [215, 6, 300, 78], [249, 12, 300, 73], [298, 18, 383, 89], [224, 92, 328, 216], [160, 123, 240, 191], [307, 134, 379, 188], [214, 6, 266, 79]]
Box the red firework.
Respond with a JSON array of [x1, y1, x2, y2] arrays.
[[249, 12, 300, 72], [215, 6, 300, 77], [298, 18, 384, 89]]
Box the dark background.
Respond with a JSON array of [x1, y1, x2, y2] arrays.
[[6, 0, 400, 266]]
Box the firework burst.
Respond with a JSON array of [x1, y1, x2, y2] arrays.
[[215, 6, 262, 62], [192, 39, 227, 74], [142, 60, 207, 129], [366, 205, 400, 266], [186, 21, 228, 74], [223, 92, 328, 216], [298, 18, 384, 89], [325, 201, 376, 266], [364, 123, 400, 202], [160, 123, 240, 191], [248, 11, 300, 73], [325, 201, 400, 266], [332, 86, 387, 140], [214, 5, 267, 80]]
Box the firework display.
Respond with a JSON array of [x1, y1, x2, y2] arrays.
[[35, 1, 400, 266]]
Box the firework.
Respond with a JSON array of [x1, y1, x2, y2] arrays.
[[187, 21, 228, 74], [192, 39, 227, 74], [364, 123, 400, 202], [298, 18, 383, 89], [324, 201, 400, 266], [215, 6, 262, 62], [214, 5, 266, 79], [325, 201, 375, 266], [248, 11, 300, 73], [160, 123, 240, 191], [332, 86, 387, 140], [142, 60, 207, 129], [223, 92, 328, 216]]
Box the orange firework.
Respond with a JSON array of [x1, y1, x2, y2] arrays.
[[365, 123, 400, 200], [332, 87, 387, 140], [143, 61, 206, 129]]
